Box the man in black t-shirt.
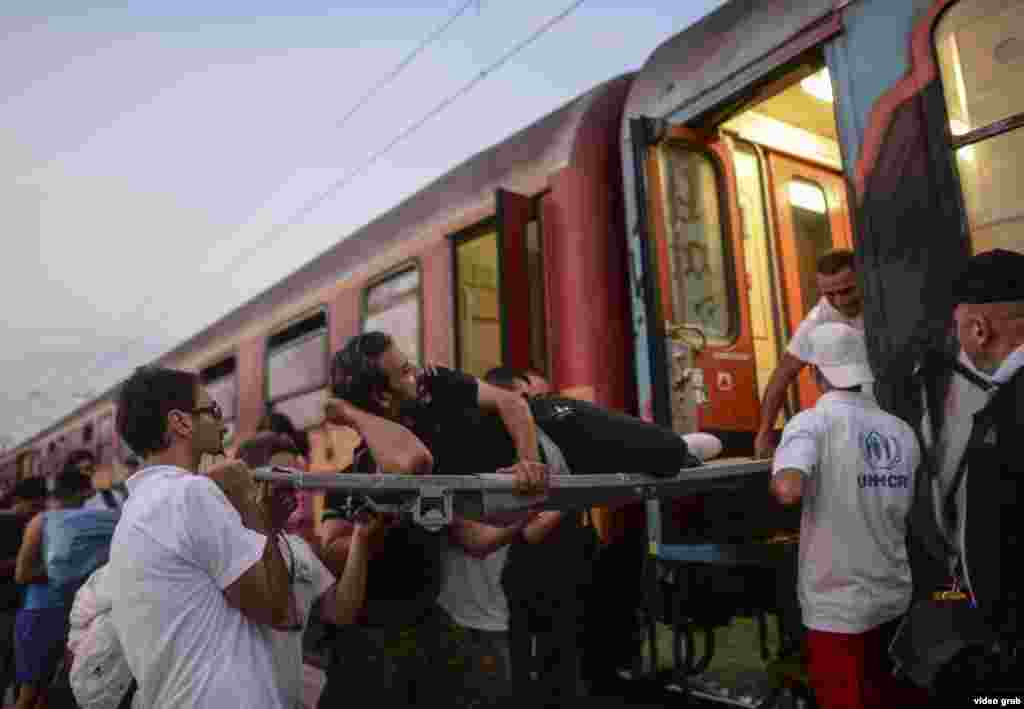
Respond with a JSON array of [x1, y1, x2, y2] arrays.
[[317, 333, 548, 707]]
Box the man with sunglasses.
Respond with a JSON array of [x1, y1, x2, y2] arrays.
[[106, 366, 296, 709]]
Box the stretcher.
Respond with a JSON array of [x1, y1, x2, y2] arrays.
[[253, 457, 770, 532]]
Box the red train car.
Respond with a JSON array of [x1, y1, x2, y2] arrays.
[[10, 75, 639, 540]]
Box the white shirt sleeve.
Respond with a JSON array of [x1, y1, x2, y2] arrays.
[[290, 537, 336, 601], [182, 477, 267, 591], [772, 411, 822, 478]]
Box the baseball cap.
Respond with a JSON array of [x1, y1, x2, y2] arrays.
[[951, 249, 1024, 305], [805, 322, 874, 388]]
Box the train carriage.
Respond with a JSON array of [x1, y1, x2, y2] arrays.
[[8, 75, 641, 540]]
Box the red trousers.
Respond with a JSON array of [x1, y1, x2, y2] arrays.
[[805, 619, 930, 709]]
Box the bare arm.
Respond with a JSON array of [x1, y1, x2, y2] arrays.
[[14, 512, 46, 585], [325, 398, 433, 475], [320, 520, 380, 626], [771, 469, 805, 506], [476, 381, 548, 492], [522, 510, 565, 544], [222, 496, 294, 629], [206, 462, 294, 630], [449, 514, 530, 559], [319, 516, 393, 575], [755, 354, 806, 457], [476, 381, 540, 464]]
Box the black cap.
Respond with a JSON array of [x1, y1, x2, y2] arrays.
[[951, 249, 1024, 305]]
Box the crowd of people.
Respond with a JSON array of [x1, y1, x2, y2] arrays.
[[0, 246, 1021, 709]]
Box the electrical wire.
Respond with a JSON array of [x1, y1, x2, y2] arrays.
[[18, 0, 588, 445]]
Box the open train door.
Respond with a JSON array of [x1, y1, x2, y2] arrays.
[[495, 188, 535, 373], [633, 118, 761, 453], [766, 153, 854, 411]]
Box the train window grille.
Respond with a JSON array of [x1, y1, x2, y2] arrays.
[[935, 0, 1024, 254], [362, 263, 422, 367], [265, 310, 328, 430], [657, 143, 737, 343]]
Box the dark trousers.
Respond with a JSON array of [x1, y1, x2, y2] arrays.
[[320, 604, 508, 708], [319, 607, 447, 708], [0, 610, 15, 704], [508, 593, 583, 708]]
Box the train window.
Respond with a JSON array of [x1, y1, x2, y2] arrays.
[[525, 214, 548, 376], [83, 423, 94, 444], [659, 143, 734, 340], [271, 389, 325, 431], [734, 143, 784, 409], [201, 357, 238, 444], [266, 311, 328, 404], [455, 229, 503, 377], [786, 178, 834, 314], [935, 0, 1024, 253], [363, 264, 421, 365]]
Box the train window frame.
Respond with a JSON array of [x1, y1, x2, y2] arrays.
[[451, 218, 502, 376], [264, 307, 330, 429], [656, 137, 741, 345], [360, 259, 424, 367], [201, 353, 240, 444], [525, 192, 550, 378], [933, 0, 1024, 251]]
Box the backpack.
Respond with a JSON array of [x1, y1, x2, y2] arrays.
[[67, 566, 137, 709], [43, 508, 121, 597]]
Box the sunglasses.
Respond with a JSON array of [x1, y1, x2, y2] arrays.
[[191, 401, 224, 422]]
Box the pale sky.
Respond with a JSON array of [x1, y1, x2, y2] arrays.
[[1, 0, 727, 448]]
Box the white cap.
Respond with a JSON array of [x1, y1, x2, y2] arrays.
[[806, 322, 874, 388]]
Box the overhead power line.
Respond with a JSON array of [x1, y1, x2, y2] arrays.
[[23, 1, 487, 409], [334, 0, 483, 133], [21, 0, 588, 443], [215, 0, 587, 277]]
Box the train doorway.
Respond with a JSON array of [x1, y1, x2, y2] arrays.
[[721, 64, 855, 419], [642, 57, 856, 449]]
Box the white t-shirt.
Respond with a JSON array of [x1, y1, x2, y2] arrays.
[[437, 540, 509, 632], [773, 391, 919, 633], [787, 297, 864, 363], [266, 535, 335, 709], [107, 466, 284, 709]]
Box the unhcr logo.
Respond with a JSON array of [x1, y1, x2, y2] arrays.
[[861, 430, 902, 471]]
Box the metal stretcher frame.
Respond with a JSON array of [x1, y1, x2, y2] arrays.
[[254, 457, 771, 532]]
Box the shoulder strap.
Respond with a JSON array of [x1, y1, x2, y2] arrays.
[[117, 679, 138, 709], [100, 489, 118, 510]]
